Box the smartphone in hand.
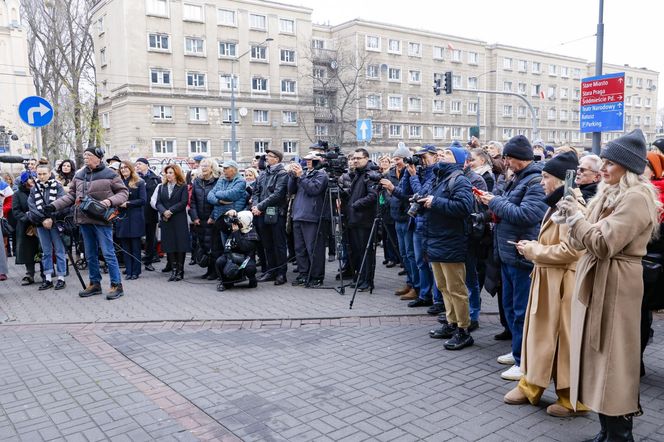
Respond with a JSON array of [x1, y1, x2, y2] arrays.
[[472, 187, 485, 196], [506, 240, 518, 246], [564, 169, 577, 197]]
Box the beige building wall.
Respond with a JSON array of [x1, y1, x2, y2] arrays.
[[92, 0, 315, 164], [0, 0, 37, 157]]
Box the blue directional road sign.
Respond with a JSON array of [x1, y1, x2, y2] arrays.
[[18, 96, 54, 128], [580, 72, 625, 133], [356, 119, 373, 142]]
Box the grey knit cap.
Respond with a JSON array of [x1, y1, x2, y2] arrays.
[[600, 129, 647, 174], [393, 144, 411, 158]]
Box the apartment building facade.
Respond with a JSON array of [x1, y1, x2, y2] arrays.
[[91, 0, 659, 161]]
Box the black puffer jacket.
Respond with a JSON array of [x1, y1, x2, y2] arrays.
[[347, 166, 378, 228], [189, 176, 218, 223]]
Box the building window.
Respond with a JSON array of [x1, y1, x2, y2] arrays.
[[281, 79, 297, 94], [531, 84, 541, 97], [408, 125, 422, 139], [250, 45, 267, 61], [249, 14, 267, 30], [186, 72, 206, 89], [451, 127, 463, 139], [450, 100, 461, 113], [636, 78, 643, 88], [219, 41, 237, 57], [313, 67, 326, 79], [635, 96, 642, 107], [280, 49, 296, 64], [408, 70, 421, 83], [282, 111, 297, 124], [468, 52, 478, 65], [408, 97, 422, 112], [311, 39, 324, 49], [432, 126, 445, 139], [503, 57, 513, 70], [152, 105, 173, 120], [189, 140, 209, 155], [548, 64, 557, 76], [100, 48, 107, 66], [645, 116, 651, 126], [432, 99, 444, 112], [219, 74, 235, 91], [183, 4, 203, 22], [366, 35, 380, 51], [517, 106, 526, 118], [388, 39, 401, 54], [573, 88, 581, 100], [451, 49, 462, 62], [560, 66, 569, 78], [149, 33, 170, 51], [560, 109, 568, 121], [388, 67, 401, 82], [572, 68, 582, 79], [645, 97, 652, 107], [253, 110, 269, 123], [532, 61, 541, 74], [254, 141, 269, 153], [547, 85, 556, 99], [560, 87, 569, 99], [502, 128, 513, 139], [572, 110, 580, 121], [433, 46, 444, 60], [153, 139, 176, 155], [251, 76, 268, 92], [548, 130, 557, 141], [373, 123, 382, 138], [283, 140, 297, 153], [388, 124, 402, 138], [503, 105, 513, 117], [279, 18, 295, 34], [467, 102, 478, 114], [548, 108, 556, 120], [408, 42, 422, 57], [366, 94, 381, 109], [518, 60, 527, 72], [366, 64, 379, 79], [388, 95, 402, 111], [626, 76, 633, 87], [150, 68, 171, 86], [452, 75, 462, 88], [503, 81, 512, 92], [467, 77, 478, 89], [146, 0, 168, 17], [217, 8, 236, 26], [518, 83, 527, 95], [97, 16, 105, 34], [222, 108, 238, 123], [189, 106, 208, 122], [314, 95, 328, 107], [185, 37, 205, 56], [314, 125, 328, 136], [101, 112, 110, 129], [222, 140, 234, 154]]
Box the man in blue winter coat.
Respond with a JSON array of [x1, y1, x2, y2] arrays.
[[288, 153, 329, 287], [478, 135, 548, 380]]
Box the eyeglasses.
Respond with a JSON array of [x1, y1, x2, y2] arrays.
[[577, 167, 598, 174]]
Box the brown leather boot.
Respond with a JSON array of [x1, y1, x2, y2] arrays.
[[394, 285, 411, 296], [400, 288, 418, 300]]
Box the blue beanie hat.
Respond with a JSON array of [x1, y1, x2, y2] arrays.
[[447, 147, 467, 165], [449, 140, 463, 149], [19, 170, 36, 184]]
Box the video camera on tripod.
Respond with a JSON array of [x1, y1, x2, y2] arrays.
[[310, 140, 348, 181]]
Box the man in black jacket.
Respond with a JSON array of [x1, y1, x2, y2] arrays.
[[347, 148, 378, 291], [251, 149, 289, 285], [135, 158, 161, 271]]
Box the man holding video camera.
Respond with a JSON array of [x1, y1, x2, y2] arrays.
[[47, 147, 128, 300], [346, 148, 378, 291]]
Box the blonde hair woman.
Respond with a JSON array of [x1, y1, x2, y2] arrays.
[[556, 129, 661, 441]]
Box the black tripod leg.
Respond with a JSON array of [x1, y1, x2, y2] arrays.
[[349, 217, 380, 309], [67, 248, 86, 289]]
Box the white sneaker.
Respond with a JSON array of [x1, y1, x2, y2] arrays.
[[501, 365, 523, 381], [497, 352, 515, 365]]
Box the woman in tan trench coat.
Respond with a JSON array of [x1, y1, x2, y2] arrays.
[[503, 152, 589, 418], [556, 129, 661, 442]]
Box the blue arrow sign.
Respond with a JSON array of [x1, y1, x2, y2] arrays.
[[356, 119, 372, 142], [18, 96, 54, 128]]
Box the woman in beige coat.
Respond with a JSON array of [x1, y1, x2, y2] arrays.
[[556, 129, 661, 442], [503, 152, 589, 417]]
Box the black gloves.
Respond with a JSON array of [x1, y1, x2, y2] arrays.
[[43, 204, 56, 217]]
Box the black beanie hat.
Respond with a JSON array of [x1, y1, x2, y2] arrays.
[[600, 129, 647, 174], [543, 151, 579, 180], [503, 135, 534, 161], [84, 146, 104, 159]]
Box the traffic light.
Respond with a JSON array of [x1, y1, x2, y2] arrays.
[[443, 71, 453, 94], [433, 78, 441, 96]]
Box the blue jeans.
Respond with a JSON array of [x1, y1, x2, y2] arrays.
[[37, 226, 67, 277], [413, 231, 434, 300], [466, 254, 481, 321], [501, 264, 532, 366], [395, 221, 418, 289], [80, 224, 122, 285]]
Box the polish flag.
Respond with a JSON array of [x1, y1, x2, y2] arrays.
[[540, 90, 545, 100], [447, 42, 455, 51]]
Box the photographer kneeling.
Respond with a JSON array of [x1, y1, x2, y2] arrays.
[[215, 210, 260, 291]]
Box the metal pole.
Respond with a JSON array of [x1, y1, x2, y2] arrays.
[[230, 61, 237, 162], [36, 127, 43, 159], [476, 95, 481, 135], [592, 0, 604, 154]]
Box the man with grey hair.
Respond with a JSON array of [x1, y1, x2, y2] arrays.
[[576, 153, 602, 202]]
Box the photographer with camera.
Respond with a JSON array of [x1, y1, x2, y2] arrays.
[[47, 147, 128, 300], [215, 210, 259, 291], [346, 148, 378, 291], [251, 149, 289, 285], [288, 153, 329, 287]]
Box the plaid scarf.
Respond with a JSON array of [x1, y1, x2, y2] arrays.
[[34, 177, 59, 212]]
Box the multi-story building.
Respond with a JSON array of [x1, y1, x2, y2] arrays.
[[90, 0, 659, 161], [0, 0, 36, 157]]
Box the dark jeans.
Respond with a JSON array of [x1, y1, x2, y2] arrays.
[[382, 222, 400, 263], [293, 220, 326, 281], [144, 222, 157, 262], [256, 215, 288, 278], [216, 254, 257, 283], [80, 224, 122, 285], [501, 264, 532, 366], [120, 237, 142, 277]]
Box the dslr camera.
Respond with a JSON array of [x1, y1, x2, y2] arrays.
[[407, 193, 426, 217], [404, 156, 422, 167]]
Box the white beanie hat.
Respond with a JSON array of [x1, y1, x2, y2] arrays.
[[237, 211, 253, 233]]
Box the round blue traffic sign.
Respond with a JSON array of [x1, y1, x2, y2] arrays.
[[18, 96, 54, 128]]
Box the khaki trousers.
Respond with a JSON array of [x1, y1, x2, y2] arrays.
[[431, 262, 470, 329]]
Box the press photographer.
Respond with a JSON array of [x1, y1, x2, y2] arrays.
[[215, 210, 260, 291], [288, 153, 329, 287]]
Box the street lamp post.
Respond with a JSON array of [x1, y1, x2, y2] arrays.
[[229, 37, 273, 162], [475, 70, 496, 138]]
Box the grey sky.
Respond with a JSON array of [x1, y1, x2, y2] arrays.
[[294, 0, 662, 105]]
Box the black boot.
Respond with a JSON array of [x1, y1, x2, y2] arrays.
[[167, 253, 177, 281], [604, 415, 634, 442], [175, 252, 185, 281], [583, 414, 608, 442]]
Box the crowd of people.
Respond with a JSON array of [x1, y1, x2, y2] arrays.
[[1, 130, 663, 441]]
